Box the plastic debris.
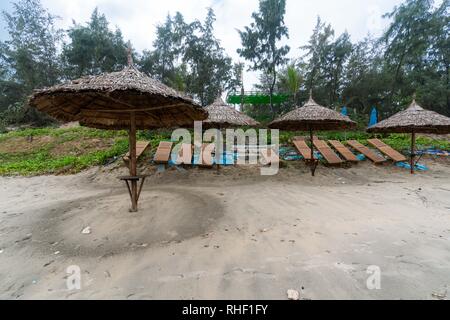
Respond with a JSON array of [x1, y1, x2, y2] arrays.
[[287, 289, 300, 300], [395, 162, 429, 171], [54, 251, 60, 255], [356, 154, 366, 161], [81, 226, 91, 234], [431, 291, 447, 300], [416, 148, 449, 157]]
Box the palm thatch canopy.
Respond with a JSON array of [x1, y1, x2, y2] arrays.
[[203, 97, 260, 129], [367, 99, 450, 134], [269, 95, 356, 131], [28, 64, 207, 130]]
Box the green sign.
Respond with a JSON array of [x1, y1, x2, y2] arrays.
[[227, 92, 290, 105]]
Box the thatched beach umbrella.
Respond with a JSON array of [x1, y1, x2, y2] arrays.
[[367, 96, 450, 174], [203, 97, 259, 129], [269, 91, 356, 176], [29, 50, 207, 211]]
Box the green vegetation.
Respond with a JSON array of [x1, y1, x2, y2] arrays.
[[1, 126, 447, 176], [0, 127, 129, 175]]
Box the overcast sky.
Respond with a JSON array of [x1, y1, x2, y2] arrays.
[[1, 0, 408, 88]]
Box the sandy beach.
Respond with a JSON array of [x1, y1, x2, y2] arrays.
[[1, 158, 450, 300]]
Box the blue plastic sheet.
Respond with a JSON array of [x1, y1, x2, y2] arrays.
[[356, 154, 366, 161], [395, 161, 429, 171], [368, 107, 378, 127], [415, 148, 449, 156]]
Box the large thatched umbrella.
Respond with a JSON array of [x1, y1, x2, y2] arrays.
[[269, 91, 356, 176], [203, 97, 259, 129], [367, 97, 450, 174], [28, 50, 207, 211]]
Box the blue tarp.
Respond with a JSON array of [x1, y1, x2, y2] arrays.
[[341, 106, 348, 116], [395, 162, 429, 171], [415, 148, 450, 156], [369, 107, 378, 127], [356, 154, 366, 161]]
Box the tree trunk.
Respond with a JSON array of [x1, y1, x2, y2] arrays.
[[269, 69, 277, 118]]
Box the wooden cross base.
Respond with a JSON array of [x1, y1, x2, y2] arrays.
[[118, 175, 149, 211]]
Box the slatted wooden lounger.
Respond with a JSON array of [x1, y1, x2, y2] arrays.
[[123, 141, 151, 165], [177, 143, 193, 165], [312, 139, 344, 165], [328, 140, 359, 162], [346, 140, 386, 164], [260, 148, 280, 166], [367, 138, 407, 163], [293, 136, 318, 142], [153, 141, 173, 164], [293, 139, 316, 160]]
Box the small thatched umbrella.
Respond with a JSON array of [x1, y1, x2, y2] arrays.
[[269, 91, 356, 176], [367, 96, 450, 174], [29, 50, 207, 211], [203, 97, 259, 129]]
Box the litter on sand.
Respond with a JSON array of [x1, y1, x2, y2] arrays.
[[287, 289, 300, 300], [415, 148, 449, 157], [356, 154, 366, 161], [396, 162, 429, 171]]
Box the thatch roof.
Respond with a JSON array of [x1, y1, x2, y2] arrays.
[[203, 97, 260, 129], [367, 99, 450, 134], [28, 64, 207, 130], [269, 95, 356, 131]]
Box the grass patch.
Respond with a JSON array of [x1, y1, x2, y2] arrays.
[[0, 127, 129, 175]]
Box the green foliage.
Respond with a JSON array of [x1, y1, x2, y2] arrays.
[[237, 0, 290, 115], [0, 127, 129, 175], [61, 8, 128, 78], [138, 9, 233, 106], [0, 0, 63, 125], [282, 0, 449, 118]]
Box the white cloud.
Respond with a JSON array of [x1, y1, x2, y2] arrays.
[[41, 0, 404, 88]]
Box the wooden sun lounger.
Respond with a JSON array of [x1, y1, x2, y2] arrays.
[[346, 140, 386, 164], [293, 136, 318, 142], [260, 148, 280, 166], [123, 141, 150, 164], [367, 138, 407, 162], [328, 140, 359, 162], [313, 140, 344, 165], [153, 141, 173, 164], [293, 139, 316, 160], [177, 143, 193, 165]]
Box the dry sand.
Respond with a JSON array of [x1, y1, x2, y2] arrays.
[[0, 158, 450, 300]]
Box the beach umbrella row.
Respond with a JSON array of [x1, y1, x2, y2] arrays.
[[367, 97, 450, 173], [269, 91, 356, 176], [29, 50, 207, 211]]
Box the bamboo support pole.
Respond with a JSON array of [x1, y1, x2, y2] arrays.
[[129, 111, 138, 211]]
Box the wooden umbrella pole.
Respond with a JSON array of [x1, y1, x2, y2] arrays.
[[129, 111, 138, 211], [410, 131, 416, 175], [309, 128, 315, 177]]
